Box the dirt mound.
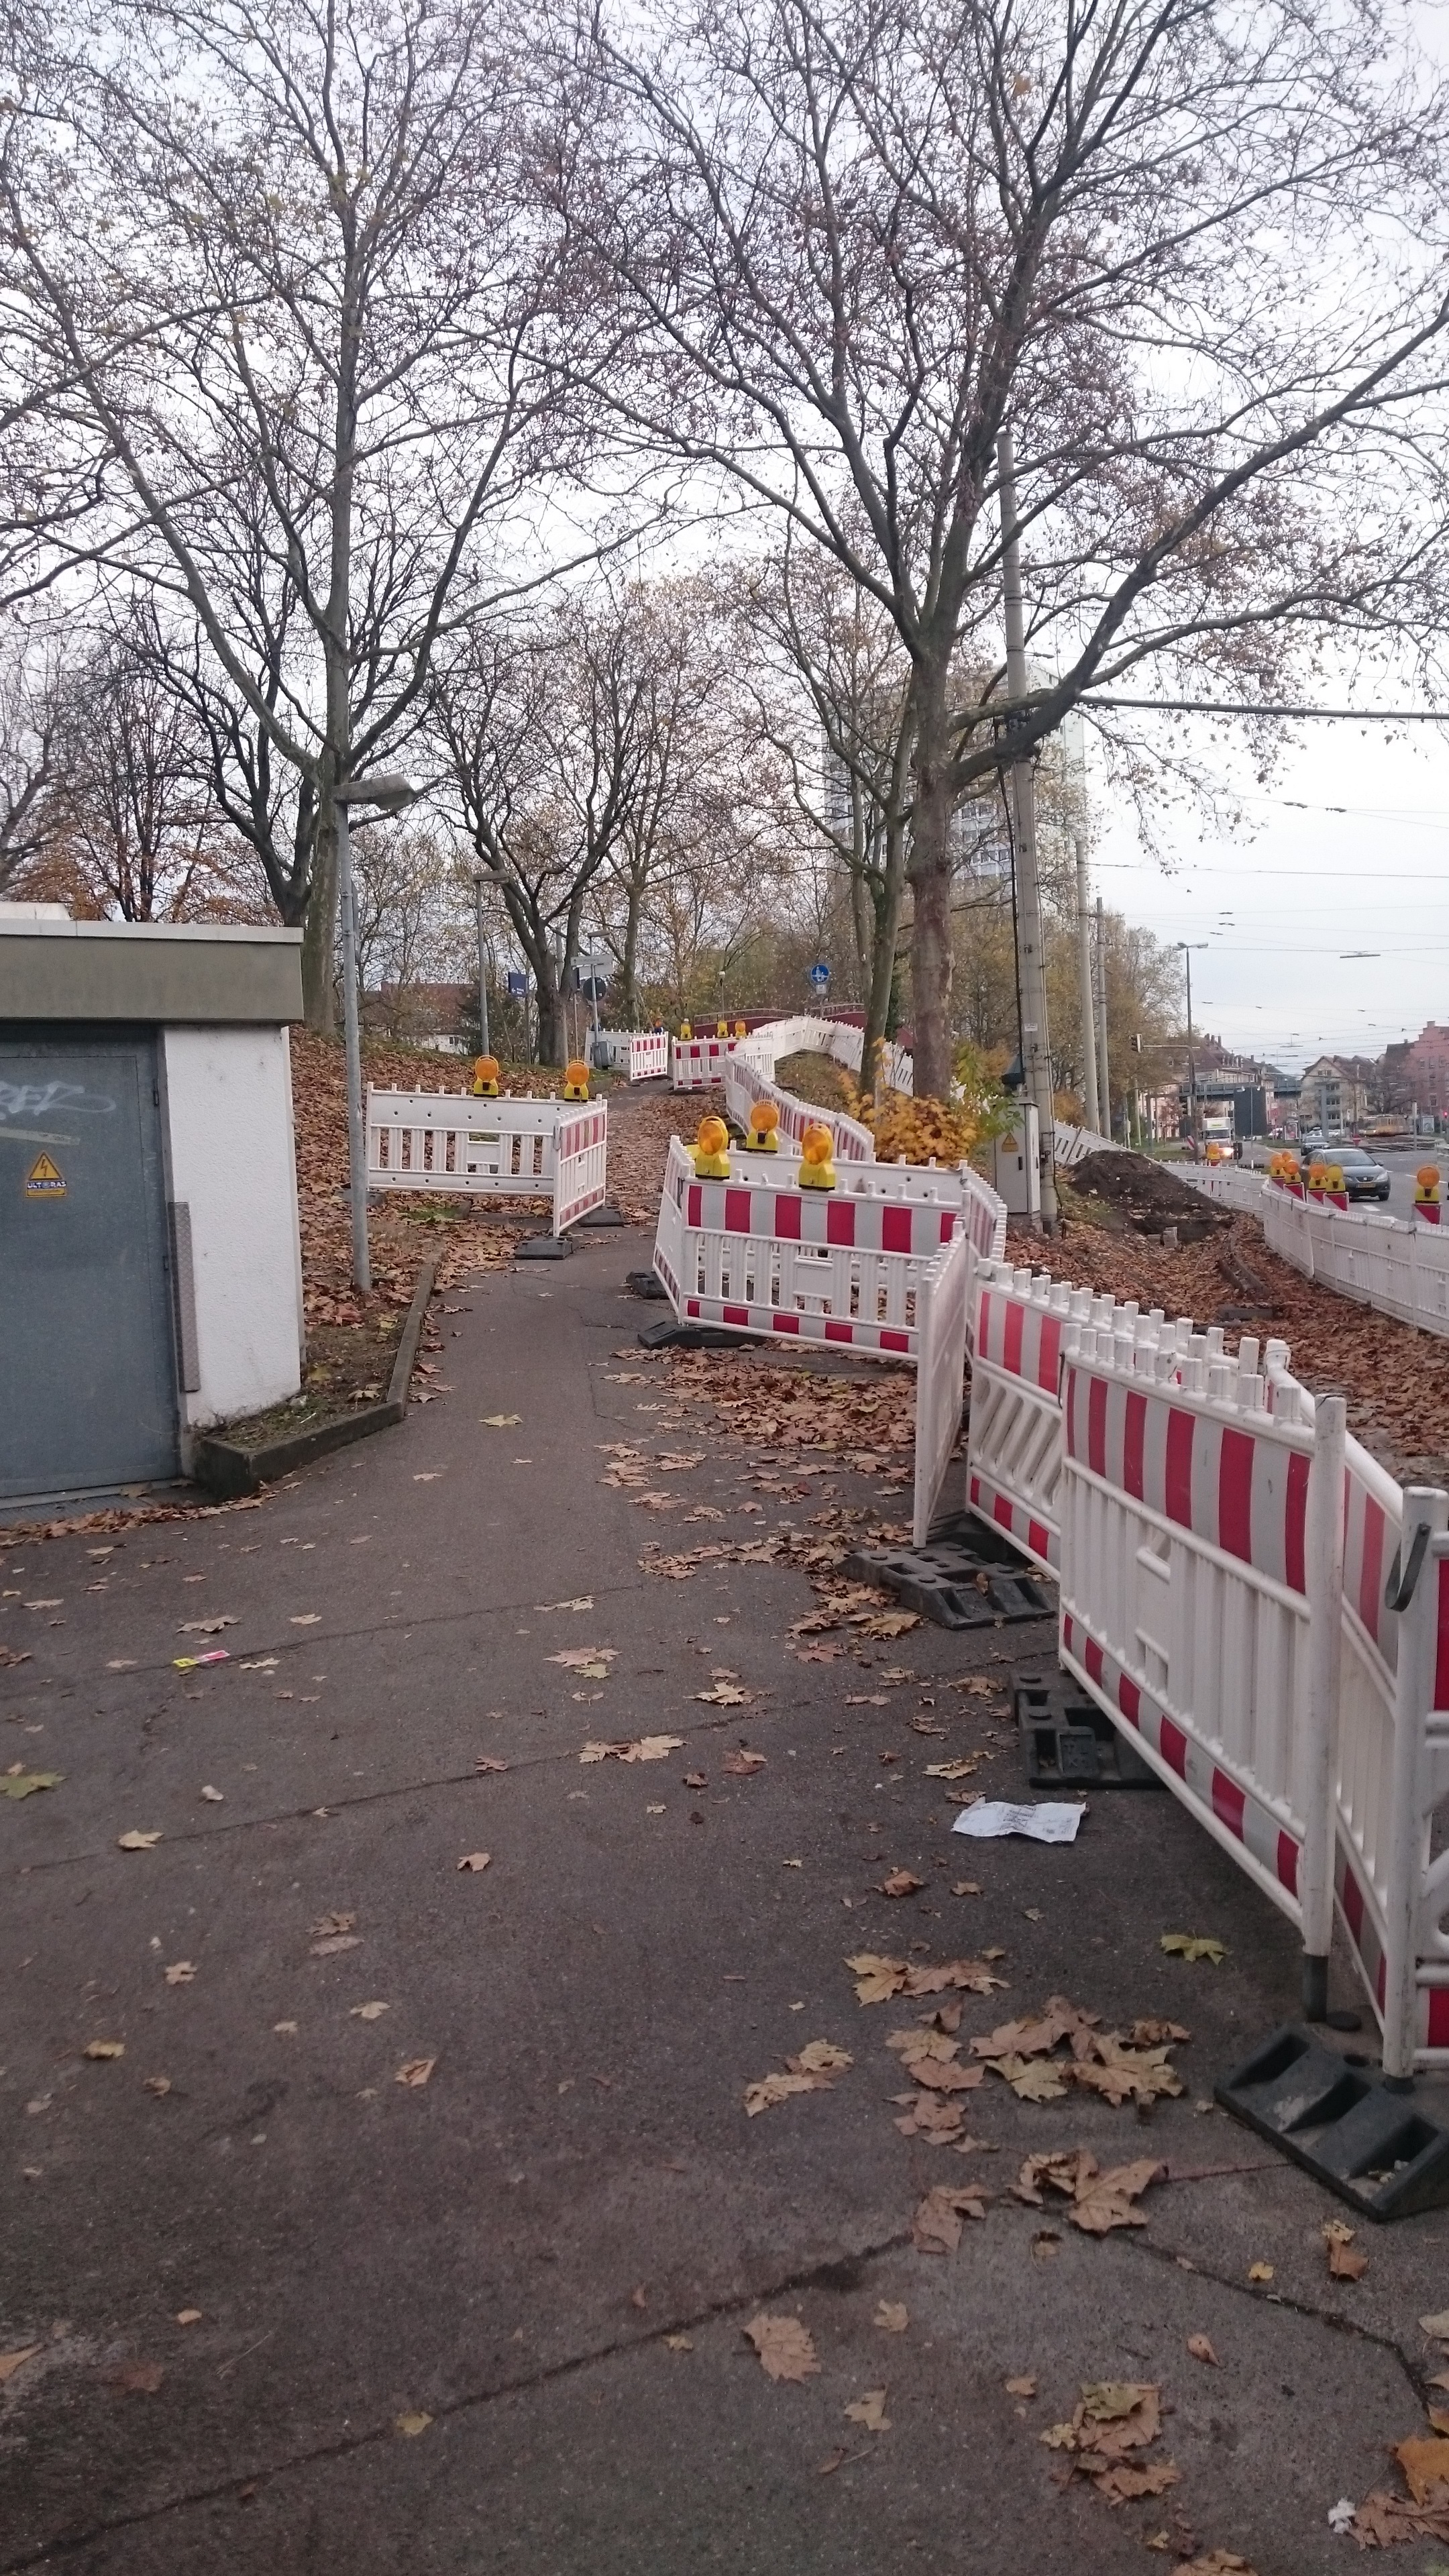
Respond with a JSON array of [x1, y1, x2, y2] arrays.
[[1069, 1149, 1229, 1239]]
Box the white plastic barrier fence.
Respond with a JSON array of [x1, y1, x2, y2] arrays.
[[912, 1226, 971, 1548], [964, 1265, 1077, 1570], [652, 1138, 959, 1358], [1185, 1161, 1449, 1339], [553, 1105, 608, 1232], [722, 1040, 876, 1164], [672, 1036, 738, 1090], [1054, 1119, 1117, 1168], [1056, 1319, 1332, 1958], [1182, 1162, 1272, 1218], [367, 1089, 608, 1239], [959, 1246, 1449, 2071], [597, 1030, 668, 1081]]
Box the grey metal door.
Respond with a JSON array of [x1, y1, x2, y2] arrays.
[[0, 1030, 178, 1498]]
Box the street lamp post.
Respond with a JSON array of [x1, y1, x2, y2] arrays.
[[334, 772, 421, 1293], [1177, 941, 1208, 1160]]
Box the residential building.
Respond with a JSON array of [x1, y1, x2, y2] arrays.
[[1384, 1024, 1449, 1118], [1297, 1056, 1369, 1136]]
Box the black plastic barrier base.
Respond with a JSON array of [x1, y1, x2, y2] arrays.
[[1216, 2025, 1449, 2219], [1014, 1669, 1163, 1790], [843, 1515, 1053, 1631]]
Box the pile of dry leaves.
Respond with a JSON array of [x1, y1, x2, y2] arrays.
[[1042, 2379, 1179, 2505], [1034, 1200, 1449, 1485], [289, 1030, 537, 1335]]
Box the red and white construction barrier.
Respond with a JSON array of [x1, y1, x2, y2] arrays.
[[961, 1246, 1449, 2075], [653, 1138, 961, 1357], [671, 1036, 738, 1091], [722, 1039, 876, 1163], [367, 1089, 608, 1239], [597, 1030, 669, 1081]]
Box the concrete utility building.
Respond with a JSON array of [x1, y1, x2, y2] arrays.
[[1, 906, 305, 1507]]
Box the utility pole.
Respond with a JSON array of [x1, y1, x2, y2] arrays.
[[1094, 895, 1111, 1140], [997, 428, 1057, 1230], [474, 875, 490, 1059], [1074, 837, 1100, 1135], [334, 797, 370, 1291], [334, 773, 422, 1292], [1177, 941, 1208, 1158]]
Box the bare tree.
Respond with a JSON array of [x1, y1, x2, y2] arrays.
[[0, 624, 62, 894], [48, 602, 237, 920], [351, 820, 463, 1029], [1, 0, 616, 1024], [435, 594, 654, 1062], [568, 0, 1449, 1092], [738, 536, 914, 1056]]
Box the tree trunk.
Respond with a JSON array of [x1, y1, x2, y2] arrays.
[[860, 821, 906, 1088], [907, 681, 954, 1097], [302, 801, 339, 1032], [535, 959, 566, 1065], [620, 873, 643, 1026]]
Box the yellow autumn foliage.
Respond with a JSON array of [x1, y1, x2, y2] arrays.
[[840, 1041, 1016, 1168]]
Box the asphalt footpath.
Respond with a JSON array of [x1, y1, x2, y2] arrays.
[[3, 1211, 1448, 2574]]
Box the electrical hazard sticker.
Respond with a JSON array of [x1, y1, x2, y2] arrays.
[[25, 1152, 65, 1199]]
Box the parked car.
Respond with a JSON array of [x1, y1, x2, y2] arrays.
[[1299, 1142, 1391, 1201]]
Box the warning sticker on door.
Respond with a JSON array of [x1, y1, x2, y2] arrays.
[[25, 1152, 65, 1198]]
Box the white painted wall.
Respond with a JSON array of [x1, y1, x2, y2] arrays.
[[160, 1026, 304, 1430]]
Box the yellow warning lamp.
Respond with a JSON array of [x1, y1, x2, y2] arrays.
[[716, 1017, 729, 1039], [690, 1113, 731, 1179], [797, 1122, 837, 1191], [680, 1020, 692, 1041], [734, 1019, 747, 1039], [562, 1058, 591, 1102], [471, 1054, 500, 1097], [743, 1099, 781, 1153]]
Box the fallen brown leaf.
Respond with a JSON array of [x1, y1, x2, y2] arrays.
[[722, 1750, 767, 1777], [107, 2359, 164, 2394], [396, 2057, 436, 2088], [911, 2185, 988, 2253], [116, 1830, 162, 1852], [394, 2412, 433, 2437], [457, 1852, 492, 1872], [1395, 2434, 1449, 2505], [1323, 2218, 1368, 2281], [1186, 2334, 1220, 2366], [1006, 2375, 1037, 2398], [83, 2040, 125, 2061], [0, 2347, 41, 2385], [743, 2313, 819, 2383], [163, 1962, 195, 1986], [874, 2302, 908, 2333], [843, 2387, 890, 2432], [993, 2053, 1070, 2101], [879, 1870, 924, 1898], [1169, 2554, 1258, 2575]]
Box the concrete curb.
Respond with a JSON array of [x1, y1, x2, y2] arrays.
[[193, 1258, 438, 1499]]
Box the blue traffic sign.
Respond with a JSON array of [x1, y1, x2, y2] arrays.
[[809, 962, 830, 989], [506, 970, 527, 997]]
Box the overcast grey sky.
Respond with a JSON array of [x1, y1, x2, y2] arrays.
[[1087, 710, 1449, 1073]]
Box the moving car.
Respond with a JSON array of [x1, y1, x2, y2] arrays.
[[1299, 1142, 1391, 1201]]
